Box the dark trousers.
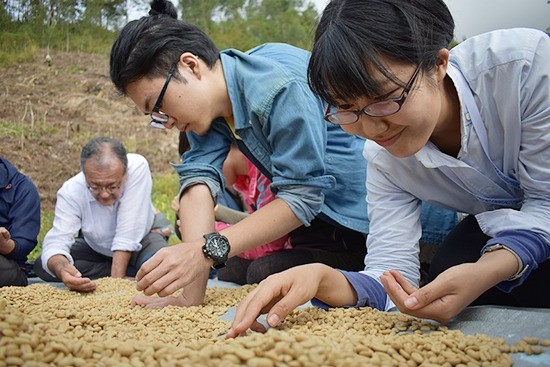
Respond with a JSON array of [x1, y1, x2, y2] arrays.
[[429, 215, 550, 308], [34, 232, 167, 281], [0, 255, 27, 287], [218, 217, 367, 285]]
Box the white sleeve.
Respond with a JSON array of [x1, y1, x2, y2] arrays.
[[111, 154, 155, 252], [476, 31, 550, 242], [361, 157, 423, 289]]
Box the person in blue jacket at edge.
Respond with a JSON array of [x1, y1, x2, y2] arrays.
[[228, 0, 550, 336], [0, 157, 40, 287], [109, 0, 457, 309]]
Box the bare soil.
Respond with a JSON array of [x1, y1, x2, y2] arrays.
[[0, 50, 180, 212]]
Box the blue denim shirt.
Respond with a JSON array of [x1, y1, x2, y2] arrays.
[[172, 43, 369, 233]]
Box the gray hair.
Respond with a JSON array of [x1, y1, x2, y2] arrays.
[[80, 137, 128, 172]]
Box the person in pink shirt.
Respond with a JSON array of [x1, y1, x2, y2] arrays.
[[215, 148, 292, 284], [172, 131, 292, 285]]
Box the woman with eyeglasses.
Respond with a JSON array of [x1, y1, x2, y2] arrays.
[[109, 0, 456, 308], [228, 0, 550, 335]]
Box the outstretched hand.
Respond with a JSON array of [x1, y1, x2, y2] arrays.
[[135, 242, 211, 297], [380, 264, 488, 324], [227, 265, 324, 338]]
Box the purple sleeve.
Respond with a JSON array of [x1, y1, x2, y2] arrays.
[[311, 270, 387, 311], [483, 230, 549, 292]]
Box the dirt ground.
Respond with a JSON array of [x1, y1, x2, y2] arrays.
[[0, 49, 181, 212]]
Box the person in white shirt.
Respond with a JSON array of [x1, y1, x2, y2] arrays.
[[227, 0, 549, 336], [34, 137, 170, 292]]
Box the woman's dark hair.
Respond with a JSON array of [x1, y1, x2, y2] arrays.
[[80, 137, 128, 173], [308, 0, 455, 106], [110, 0, 220, 95]]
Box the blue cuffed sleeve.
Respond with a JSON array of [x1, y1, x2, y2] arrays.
[[311, 270, 387, 311], [483, 229, 550, 292]]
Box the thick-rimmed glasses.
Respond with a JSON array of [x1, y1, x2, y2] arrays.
[[149, 63, 177, 129], [87, 182, 122, 195], [324, 63, 423, 125]]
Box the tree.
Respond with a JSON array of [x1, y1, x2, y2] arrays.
[[178, 0, 319, 51]]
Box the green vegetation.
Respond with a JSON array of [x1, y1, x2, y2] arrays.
[[151, 172, 181, 246], [180, 0, 319, 51], [28, 211, 54, 261], [1, 0, 320, 68]]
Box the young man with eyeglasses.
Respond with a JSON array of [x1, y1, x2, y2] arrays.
[[34, 137, 171, 292], [108, 0, 457, 308]]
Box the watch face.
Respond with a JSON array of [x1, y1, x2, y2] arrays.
[[209, 237, 228, 258], [204, 233, 230, 265]]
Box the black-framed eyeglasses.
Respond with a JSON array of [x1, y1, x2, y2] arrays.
[[149, 63, 177, 129], [87, 182, 122, 195], [324, 63, 423, 125]]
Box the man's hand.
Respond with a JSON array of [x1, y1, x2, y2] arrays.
[[131, 293, 201, 309], [47, 254, 96, 292], [131, 275, 208, 308], [135, 241, 211, 297], [131, 295, 186, 309], [0, 227, 15, 255]]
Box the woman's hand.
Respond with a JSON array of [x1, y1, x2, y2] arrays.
[[227, 264, 325, 338], [380, 265, 485, 324], [227, 263, 356, 338], [381, 248, 519, 324]]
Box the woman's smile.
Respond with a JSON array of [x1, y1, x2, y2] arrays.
[[373, 130, 403, 147]]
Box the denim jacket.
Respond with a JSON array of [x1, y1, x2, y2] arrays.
[[172, 43, 369, 233]]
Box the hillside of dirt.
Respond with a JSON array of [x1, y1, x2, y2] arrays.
[[0, 50, 181, 212]]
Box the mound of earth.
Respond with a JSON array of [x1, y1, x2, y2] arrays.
[[0, 49, 180, 212]]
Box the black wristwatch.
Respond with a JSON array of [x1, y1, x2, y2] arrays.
[[202, 232, 230, 269]]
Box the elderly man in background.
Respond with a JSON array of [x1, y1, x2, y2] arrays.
[[0, 157, 40, 287], [34, 137, 171, 292]]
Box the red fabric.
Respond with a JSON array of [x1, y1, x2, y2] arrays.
[[215, 159, 291, 260]]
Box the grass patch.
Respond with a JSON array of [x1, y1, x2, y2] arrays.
[[0, 22, 116, 68], [28, 211, 54, 261], [0, 31, 39, 67], [151, 172, 180, 246], [0, 119, 59, 141], [0, 120, 22, 137]]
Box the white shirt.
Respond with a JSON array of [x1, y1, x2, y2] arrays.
[[41, 153, 155, 276], [352, 28, 550, 311]]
